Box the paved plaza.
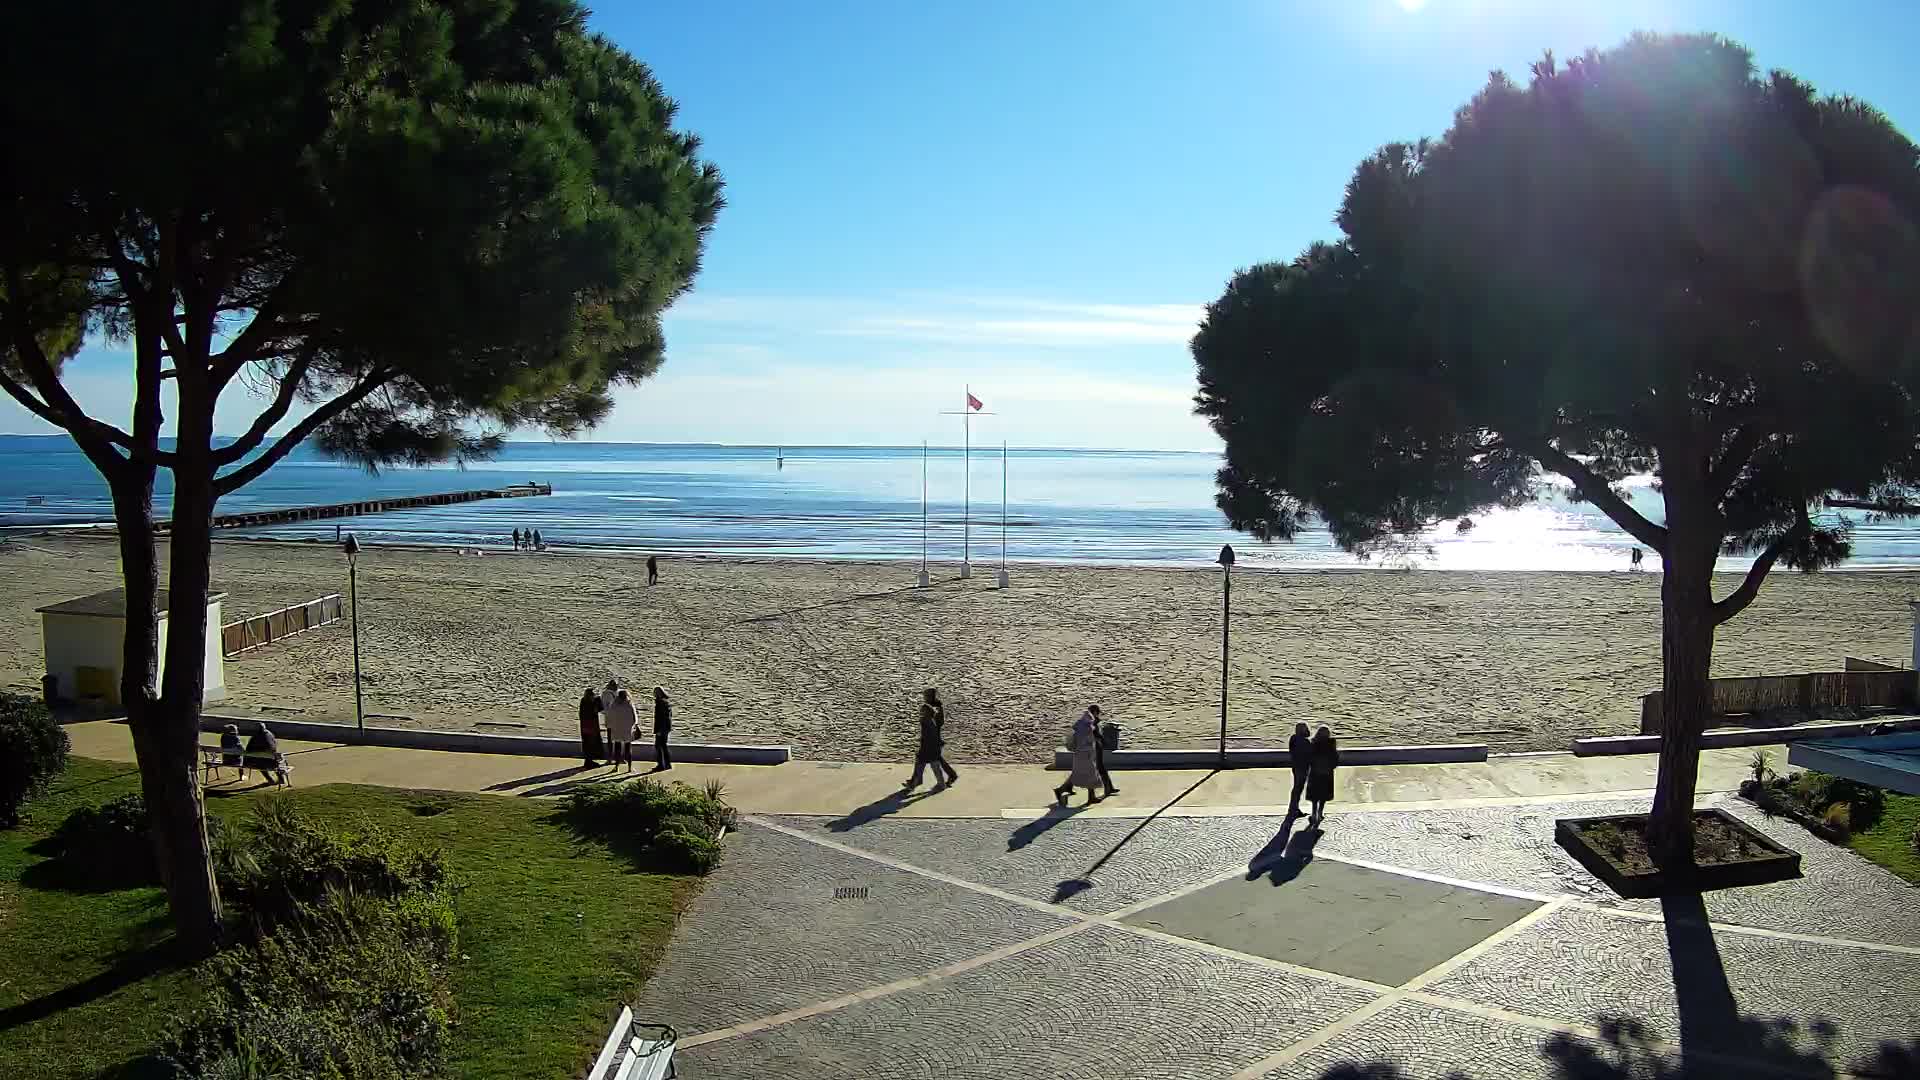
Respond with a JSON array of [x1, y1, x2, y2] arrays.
[[641, 796, 1920, 1079]]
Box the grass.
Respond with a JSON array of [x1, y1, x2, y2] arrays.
[[1849, 791, 1920, 884], [0, 758, 699, 1080]]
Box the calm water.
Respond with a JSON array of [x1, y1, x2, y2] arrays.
[[1, 434, 1914, 570]]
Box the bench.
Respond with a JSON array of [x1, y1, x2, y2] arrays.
[[199, 745, 293, 787], [587, 1005, 676, 1080]]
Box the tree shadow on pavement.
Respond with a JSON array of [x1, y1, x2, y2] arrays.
[[1048, 770, 1220, 903]]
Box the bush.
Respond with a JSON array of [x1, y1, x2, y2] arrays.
[[560, 777, 734, 874], [1823, 801, 1853, 840], [44, 793, 160, 886], [164, 804, 457, 1079], [1787, 770, 1887, 831], [0, 691, 68, 826]]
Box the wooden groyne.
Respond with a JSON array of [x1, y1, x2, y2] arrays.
[[156, 483, 551, 534]]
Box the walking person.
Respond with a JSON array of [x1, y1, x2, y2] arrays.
[[1054, 708, 1104, 807], [605, 688, 639, 771], [647, 554, 659, 586], [904, 688, 959, 790], [1287, 722, 1312, 817], [1307, 725, 1339, 827], [1090, 705, 1119, 798], [577, 688, 605, 767], [651, 685, 673, 772]]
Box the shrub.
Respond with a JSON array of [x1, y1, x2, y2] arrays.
[[1911, 824, 1919, 859], [0, 692, 68, 827], [1786, 770, 1887, 831], [1748, 750, 1773, 785], [1822, 802, 1852, 840], [44, 793, 159, 886], [164, 804, 457, 1080], [560, 777, 733, 874], [651, 829, 722, 875]]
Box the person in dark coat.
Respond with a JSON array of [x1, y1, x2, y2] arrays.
[[243, 724, 284, 784], [219, 724, 244, 769], [647, 554, 660, 586], [1307, 725, 1339, 827], [578, 688, 605, 767], [904, 688, 958, 789], [1287, 722, 1313, 817], [512, 527, 523, 550], [1090, 704, 1119, 798], [652, 685, 673, 771]]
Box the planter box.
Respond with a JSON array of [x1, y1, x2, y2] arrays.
[[1555, 808, 1801, 899]]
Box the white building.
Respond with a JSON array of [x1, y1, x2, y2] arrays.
[[37, 588, 227, 705]]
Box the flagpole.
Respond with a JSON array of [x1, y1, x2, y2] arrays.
[[919, 440, 930, 588], [998, 440, 1009, 589], [962, 386, 971, 579]]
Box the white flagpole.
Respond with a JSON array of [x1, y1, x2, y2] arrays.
[[919, 440, 929, 588], [962, 386, 971, 579]]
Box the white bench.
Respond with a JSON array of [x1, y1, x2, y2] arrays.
[[587, 1005, 676, 1080], [199, 745, 293, 787]]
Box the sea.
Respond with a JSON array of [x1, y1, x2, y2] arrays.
[[2, 434, 1917, 571]]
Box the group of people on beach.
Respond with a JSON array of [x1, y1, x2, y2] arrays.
[[577, 680, 672, 771], [903, 693, 1343, 824], [512, 528, 544, 551]]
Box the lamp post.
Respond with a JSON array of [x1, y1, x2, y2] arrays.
[[343, 533, 364, 732], [1217, 543, 1234, 767]]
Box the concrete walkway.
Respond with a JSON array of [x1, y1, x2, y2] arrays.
[[64, 719, 1768, 817]]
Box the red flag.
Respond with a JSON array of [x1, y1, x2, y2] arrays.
[[966, 391, 983, 411]]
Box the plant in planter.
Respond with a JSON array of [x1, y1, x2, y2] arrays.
[[1557, 809, 1802, 899]]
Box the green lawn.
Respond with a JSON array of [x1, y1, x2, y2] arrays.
[[0, 758, 698, 1080], [1851, 791, 1920, 884]]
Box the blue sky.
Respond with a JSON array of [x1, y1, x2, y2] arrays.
[[8, 0, 1917, 449]]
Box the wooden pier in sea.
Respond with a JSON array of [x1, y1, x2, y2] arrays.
[[155, 482, 552, 534]]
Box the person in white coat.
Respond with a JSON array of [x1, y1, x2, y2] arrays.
[[1053, 709, 1104, 807], [606, 688, 640, 771]]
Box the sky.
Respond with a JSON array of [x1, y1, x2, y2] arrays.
[[7, 0, 1918, 450]]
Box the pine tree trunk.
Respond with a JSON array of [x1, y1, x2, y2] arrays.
[[1648, 529, 1717, 869], [153, 431, 224, 954]]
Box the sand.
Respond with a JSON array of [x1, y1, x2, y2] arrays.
[[2, 534, 1916, 762]]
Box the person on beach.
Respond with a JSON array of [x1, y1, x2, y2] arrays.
[[1091, 704, 1119, 798], [1054, 708, 1103, 807], [606, 688, 639, 771], [905, 688, 958, 790], [647, 554, 659, 586], [1287, 722, 1313, 817], [600, 679, 621, 758], [577, 688, 605, 767], [512, 528, 523, 550], [533, 529, 543, 550], [1630, 546, 1644, 570], [652, 685, 673, 771], [1307, 725, 1339, 826]]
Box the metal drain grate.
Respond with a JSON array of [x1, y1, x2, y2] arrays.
[[833, 886, 869, 900]]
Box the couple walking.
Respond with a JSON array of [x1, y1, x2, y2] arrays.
[[1054, 704, 1118, 806], [578, 680, 673, 771], [1287, 722, 1339, 825]]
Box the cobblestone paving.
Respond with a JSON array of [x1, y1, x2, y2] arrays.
[[635, 822, 1074, 1035], [1274, 1000, 1669, 1080], [777, 812, 1281, 913], [1424, 904, 1920, 1069], [674, 923, 1379, 1080]]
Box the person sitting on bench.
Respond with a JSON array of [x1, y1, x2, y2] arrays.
[[243, 723, 285, 782], [219, 724, 245, 770]]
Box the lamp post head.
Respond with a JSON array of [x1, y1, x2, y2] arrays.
[[342, 534, 361, 557], [1217, 544, 1235, 568]]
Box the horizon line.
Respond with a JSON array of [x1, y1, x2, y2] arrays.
[[0, 432, 1223, 455]]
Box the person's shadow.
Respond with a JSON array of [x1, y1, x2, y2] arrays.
[[1009, 805, 1085, 851], [1246, 813, 1320, 885], [827, 787, 931, 832]]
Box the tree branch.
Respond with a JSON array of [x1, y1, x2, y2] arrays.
[[1711, 512, 1810, 626], [1526, 439, 1670, 553], [1709, 425, 1767, 494], [212, 369, 393, 496], [211, 351, 314, 466], [0, 369, 66, 428]]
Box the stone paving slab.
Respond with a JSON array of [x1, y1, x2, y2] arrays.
[[775, 811, 1283, 914], [1274, 1000, 1671, 1080], [674, 923, 1380, 1080], [1125, 855, 1542, 986], [1424, 904, 1920, 1070], [635, 822, 1074, 1036]]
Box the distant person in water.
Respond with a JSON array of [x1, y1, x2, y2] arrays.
[[904, 688, 958, 790], [651, 685, 673, 771], [577, 688, 605, 767], [1307, 725, 1339, 827], [647, 554, 659, 586], [606, 688, 639, 771], [1287, 722, 1312, 817], [1054, 708, 1103, 807], [512, 528, 523, 550]]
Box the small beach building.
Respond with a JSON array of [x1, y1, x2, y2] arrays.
[[36, 588, 227, 706]]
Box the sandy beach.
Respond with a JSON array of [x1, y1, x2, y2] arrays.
[[2, 534, 1916, 762]]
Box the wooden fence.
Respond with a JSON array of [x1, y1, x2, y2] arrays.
[[1639, 668, 1918, 733], [221, 594, 345, 657]]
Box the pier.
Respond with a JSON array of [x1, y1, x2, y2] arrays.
[[156, 483, 551, 534]]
